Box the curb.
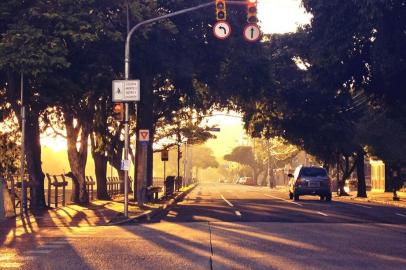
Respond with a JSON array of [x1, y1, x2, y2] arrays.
[[108, 184, 198, 225], [335, 195, 406, 208]]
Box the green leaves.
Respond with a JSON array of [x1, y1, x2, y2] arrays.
[[0, 24, 69, 75], [0, 130, 20, 175]]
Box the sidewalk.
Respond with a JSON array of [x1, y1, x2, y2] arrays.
[[0, 184, 197, 240], [334, 190, 406, 208], [271, 185, 406, 208]]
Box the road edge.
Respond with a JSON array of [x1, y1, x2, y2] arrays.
[[108, 183, 198, 225]]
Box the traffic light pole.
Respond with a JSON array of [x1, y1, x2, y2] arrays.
[[123, 1, 246, 215], [124, 103, 129, 217]]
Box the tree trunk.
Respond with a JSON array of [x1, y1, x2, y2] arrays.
[[337, 155, 348, 195], [64, 111, 90, 204], [110, 149, 127, 193], [6, 71, 46, 209], [356, 148, 367, 198], [134, 75, 154, 199], [92, 151, 110, 200], [252, 167, 258, 185], [25, 111, 46, 209], [337, 154, 354, 196]]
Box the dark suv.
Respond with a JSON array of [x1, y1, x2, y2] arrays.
[[288, 166, 332, 201]]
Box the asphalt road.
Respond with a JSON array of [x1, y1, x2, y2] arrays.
[[1, 182, 406, 270]]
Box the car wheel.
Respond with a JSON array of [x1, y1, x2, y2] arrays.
[[289, 192, 293, 200], [320, 195, 325, 201], [294, 193, 300, 201], [326, 193, 332, 202]]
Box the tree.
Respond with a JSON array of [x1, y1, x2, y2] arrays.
[[0, 130, 19, 176], [224, 146, 264, 184], [190, 146, 219, 180], [0, 0, 71, 209]]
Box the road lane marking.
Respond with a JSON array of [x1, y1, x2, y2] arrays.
[[221, 194, 234, 207], [317, 211, 328, 217], [263, 194, 303, 207], [235, 211, 242, 217], [24, 250, 53, 255], [341, 201, 372, 209], [50, 240, 69, 243], [396, 213, 406, 218], [40, 244, 66, 249]]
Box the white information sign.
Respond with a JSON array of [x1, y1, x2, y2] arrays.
[[213, 21, 232, 40], [112, 80, 140, 102], [243, 24, 261, 42], [121, 160, 131, 171], [139, 129, 150, 142]]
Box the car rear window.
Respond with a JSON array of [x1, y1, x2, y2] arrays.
[[299, 167, 327, 177]]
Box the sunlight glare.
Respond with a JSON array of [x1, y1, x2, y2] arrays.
[[258, 0, 312, 34]]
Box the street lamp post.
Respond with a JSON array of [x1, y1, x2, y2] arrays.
[[123, 1, 247, 214], [20, 72, 26, 217]]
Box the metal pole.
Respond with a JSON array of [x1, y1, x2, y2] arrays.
[[20, 72, 26, 217], [124, 104, 129, 217], [177, 143, 180, 181], [163, 161, 166, 185], [123, 1, 131, 217], [183, 142, 187, 186], [123, 1, 246, 207]]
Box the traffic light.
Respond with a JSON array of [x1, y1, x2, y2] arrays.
[[247, 0, 258, 24], [112, 102, 124, 121], [178, 151, 182, 159], [216, 0, 226, 21]]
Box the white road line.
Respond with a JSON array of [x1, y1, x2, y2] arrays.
[[40, 244, 66, 249], [24, 249, 53, 255], [396, 213, 406, 218], [221, 194, 234, 207], [263, 194, 303, 207], [235, 211, 242, 217], [342, 201, 372, 209], [50, 240, 69, 244], [317, 211, 328, 217]]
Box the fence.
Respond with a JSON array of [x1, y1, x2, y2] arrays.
[[107, 177, 122, 197], [4, 174, 31, 212], [46, 173, 68, 208], [85, 176, 95, 201]]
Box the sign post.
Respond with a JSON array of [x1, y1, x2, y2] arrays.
[[112, 80, 140, 217], [161, 149, 169, 187], [137, 129, 150, 206]]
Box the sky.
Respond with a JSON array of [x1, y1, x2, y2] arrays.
[[258, 0, 311, 34]]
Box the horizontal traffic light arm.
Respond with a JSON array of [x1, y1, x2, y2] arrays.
[[124, 1, 251, 98], [125, 1, 248, 80]]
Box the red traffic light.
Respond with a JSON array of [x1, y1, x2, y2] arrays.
[[112, 103, 124, 121]]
